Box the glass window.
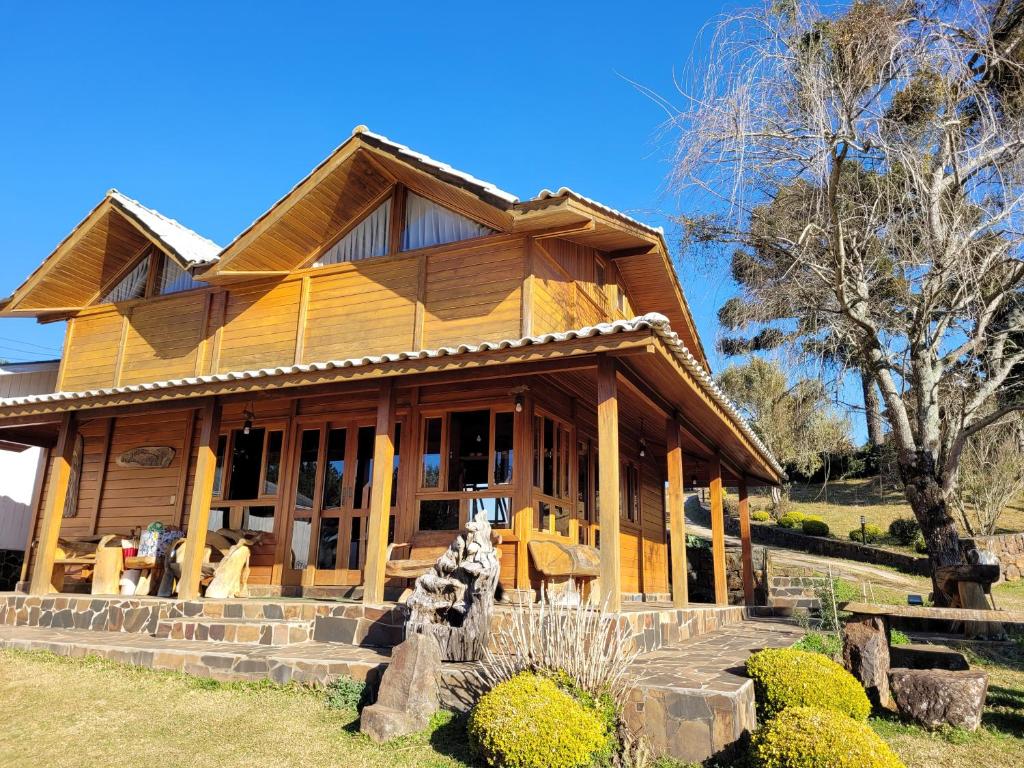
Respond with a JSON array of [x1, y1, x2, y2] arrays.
[[542, 417, 554, 496], [555, 504, 571, 537], [422, 417, 442, 488], [419, 499, 460, 531], [263, 431, 283, 496], [241, 505, 275, 533], [448, 410, 489, 491], [353, 426, 375, 509], [294, 430, 320, 510], [391, 424, 401, 508], [622, 464, 639, 523], [103, 257, 149, 303], [207, 507, 228, 531], [315, 198, 392, 266], [471, 496, 511, 529], [348, 517, 362, 570], [290, 516, 311, 569], [317, 518, 339, 569], [493, 412, 513, 485], [322, 428, 347, 509], [577, 440, 590, 522], [212, 435, 227, 498], [159, 257, 205, 294], [401, 192, 494, 251], [228, 427, 265, 501]]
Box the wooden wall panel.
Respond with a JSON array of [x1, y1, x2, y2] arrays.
[[531, 249, 575, 335], [218, 280, 300, 372], [60, 312, 123, 391], [619, 528, 641, 594], [640, 469, 669, 594], [119, 294, 207, 385], [303, 256, 418, 362], [422, 236, 524, 348]]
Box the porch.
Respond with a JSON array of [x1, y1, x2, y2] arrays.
[[1, 317, 781, 610]]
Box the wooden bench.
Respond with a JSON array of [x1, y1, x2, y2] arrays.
[[384, 543, 438, 580], [841, 601, 1024, 641], [528, 540, 600, 602], [158, 529, 264, 599], [39, 534, 131, 595]]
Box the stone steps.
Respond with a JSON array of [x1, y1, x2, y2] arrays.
[[155, 617, 314, 646]]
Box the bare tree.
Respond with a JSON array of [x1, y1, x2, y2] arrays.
[[952, 411, 1024, 535], [669, 0, 1024, 595]]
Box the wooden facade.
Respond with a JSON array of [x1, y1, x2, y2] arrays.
[[0, 128, 782, 604]]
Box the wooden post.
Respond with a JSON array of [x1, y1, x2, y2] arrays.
[[597, 356, 622, 612], [28, 413, 77, 594], [177, 398, 221, 600], [666, 418, 688, 608], [363, 380, 397, 605], [511, 390, 534, 592], [709, 454, 728, 605], [738, 476, 754, 605]]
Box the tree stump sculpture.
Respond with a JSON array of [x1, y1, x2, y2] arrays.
[[405, 511, 500, 661]]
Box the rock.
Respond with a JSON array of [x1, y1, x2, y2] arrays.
[[842, 615, 891, 709], [890, 644, 969, 671], [359, 633, 442, 742], [889, 668, 988, 731]]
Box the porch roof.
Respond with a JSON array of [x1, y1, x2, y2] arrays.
[[0, 314, 784, 483]]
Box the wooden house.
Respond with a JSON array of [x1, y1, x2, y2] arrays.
[[0, 127, 782, 609]]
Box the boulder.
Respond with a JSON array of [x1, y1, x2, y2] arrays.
[[359, 633, 442, 742], [889, 668, 988, 731], [842, 615, 891, 709]]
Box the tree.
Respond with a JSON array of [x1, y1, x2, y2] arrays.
[[717, 357, 851, 508], [951, 411, 1024, 535], [669, 0, 1024, 595]]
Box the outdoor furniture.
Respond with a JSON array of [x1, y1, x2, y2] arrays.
[[385, 543, 441, 580], [43, 534, 130, 594], [528, 540, 601, 601], [157, 529, 264, 599], [840, 601, 1024, 641], [122, 555, 160, 596]]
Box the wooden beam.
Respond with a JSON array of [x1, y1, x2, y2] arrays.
[[294, 276, 311, 364], [87, 418, 114, 535], [512, 390, 534, 591], [738, 476, 754, 605], [709, 453, 728, 606], [20, 447, 50, 585], [666, 417, 688, 608], [173, 410, 197, 528], [177, 399, 221, 600], [596, 356, 622, 612], [362, 381, 397, 605], [28, 412, 76, 594]]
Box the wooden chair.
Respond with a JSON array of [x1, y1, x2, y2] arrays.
[[157, 529, 263, 599], [384, 543, 439, 580], [41, 534, 130, 594]]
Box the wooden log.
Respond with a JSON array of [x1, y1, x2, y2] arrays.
[[666, 418, 688, 608], [709, 454, 728, 606], [29, 412, 76, 594], [596, 356, 621, 612], [738, 476, 754, 605], [177, 398, 221, 600], [363, 381, 397, 605]]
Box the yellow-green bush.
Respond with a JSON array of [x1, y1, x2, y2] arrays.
[[777, 511, 805, 529], [468, 672, 608, 768], [751, 706, 906, 768], [746, 648, 871, 721], [752, 510, 772, 522], [849, 523, 885, 544], [801, 517, 829, 537]]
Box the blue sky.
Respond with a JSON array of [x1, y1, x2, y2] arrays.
[[0, 2, 869, 442]]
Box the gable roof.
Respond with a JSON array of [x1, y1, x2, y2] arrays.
[[1, 191, 220, 315]]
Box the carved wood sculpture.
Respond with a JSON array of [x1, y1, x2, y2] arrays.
[[157, 529, 260, 599], [405, 510, 500, 661]]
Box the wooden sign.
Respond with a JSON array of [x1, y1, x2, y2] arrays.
[[117, 446, 175, 468]]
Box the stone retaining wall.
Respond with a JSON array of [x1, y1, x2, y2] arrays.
[[965, 533, 1024, 582], [0, 550, 23, 592], [687, 543, 769, 605], [768, 576, 826, 613]]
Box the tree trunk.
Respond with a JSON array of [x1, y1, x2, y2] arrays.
[[900, 453, 964, 606], [861, 372, 884, 449]]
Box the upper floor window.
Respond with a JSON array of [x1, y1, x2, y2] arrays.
[[100, 248, 205, 304], [103, 259, 150, 303], [315, 198, 392, 267], [401, 192, 494, 251], [158, 258, 205, 295]]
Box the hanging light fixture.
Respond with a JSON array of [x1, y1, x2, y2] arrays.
[[639, 418, 647, 458], [242, 402, 255, 435], [514, 393, 525, 413]]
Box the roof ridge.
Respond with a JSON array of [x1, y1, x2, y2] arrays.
[[107, 189, 222, 265]]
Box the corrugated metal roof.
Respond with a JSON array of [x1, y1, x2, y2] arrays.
[[0, 314, 782, 476]]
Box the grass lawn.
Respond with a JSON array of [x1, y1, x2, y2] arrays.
[[994, 579, 1024, 613], [0, 649, 473, 768]]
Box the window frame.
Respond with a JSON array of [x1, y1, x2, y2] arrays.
[[531, 408, 575, 539]]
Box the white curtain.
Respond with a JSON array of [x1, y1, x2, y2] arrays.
[[401, 192, 493, 251], [159, 257, 205, 294], [103, 258, 149, 303], [316, 198, 391, 267]]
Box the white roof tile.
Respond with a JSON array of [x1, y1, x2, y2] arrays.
[[109, 190, 222, 265]]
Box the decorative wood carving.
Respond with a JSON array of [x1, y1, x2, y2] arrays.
[[116, 446, 175, 468], [405, 510, 501, 661]]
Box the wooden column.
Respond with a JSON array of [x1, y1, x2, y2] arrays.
[[511, 390, 534, 592], [28, 413, 77, 594], [20, 446, 50, 586], [177, 398, 222, 600], [597, 356, 622, 612], [709, 454, 728, 605], [363, 380, 397, 605], [738, 476, 754, 605], [666, 418, 688, 608]]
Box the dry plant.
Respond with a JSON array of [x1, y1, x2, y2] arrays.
[[952, 411, 1024, 535]]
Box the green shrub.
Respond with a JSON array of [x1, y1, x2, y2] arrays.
[[750, 706, 906, 768], [791, 632, 841, 658], [777, 511, 805, 529], [913, 532, 928, 553], [745, 648, 871, 721], [468, 672, 608, 768], [814, 577, 860, 632], [887, 517, 920, 545], [801, 517, 830, 537], [848, 523, 885, 544], [752, 510, 772, 522], [890, 629, 910, 646], [325, 675, 367, 710]]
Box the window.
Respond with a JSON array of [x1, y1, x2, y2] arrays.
[[532, 413, 573, 536], [448, 410, 489, 491], [422, 417, 442, 488], [294, 430, 320, 510], [103, 258, 149, 303], [227, 427, 266, 501], [418, 499, 461, 531], [263, 431, 283, 496], [493, 412, 514, 485], [322, 428, 347, 509], [316, 198, 392, 266], [158, 258, 205, 294], [402, 192, 494, 251], [622, 463, 640, 523]]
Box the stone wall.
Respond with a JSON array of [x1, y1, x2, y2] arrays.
[[687, 543, 769, 605], [768, 576, 826, 613], [965, 533, 1024, 582], [0, 549, 23, 592]]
